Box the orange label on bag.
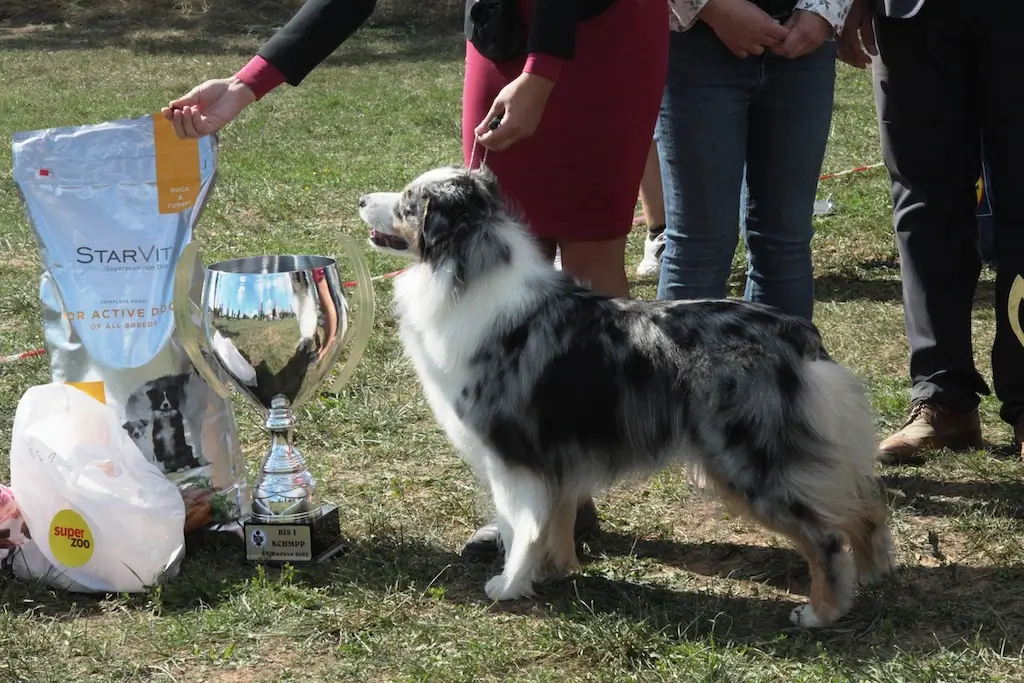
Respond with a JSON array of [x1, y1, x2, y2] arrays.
[[68, 380, 106, 405], [152, 113, 201, 215]]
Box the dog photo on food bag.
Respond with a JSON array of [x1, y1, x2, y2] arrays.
[[124, 369, 211, 474], [359, 165, 894, 628]]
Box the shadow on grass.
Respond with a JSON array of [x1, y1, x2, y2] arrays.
[[882, 473, 1024, 519], [634, 259, 999, 308], [572, 532, 1024, 659], [5, 523, 1023, 663], [813, 261, 997, 306], [0, 4, 464, 65]]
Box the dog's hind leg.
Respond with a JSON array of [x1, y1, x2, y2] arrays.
[[740, 493, 857, 628], [796, 359, 895, 589], [788, 527, 856, 628], [484, 465, 551, 601], [845, 491, 895, 587]]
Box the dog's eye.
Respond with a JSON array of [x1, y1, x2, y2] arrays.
[[396, 193, 421, 220]]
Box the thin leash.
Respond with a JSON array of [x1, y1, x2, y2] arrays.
[[468, 115, 503, 170]]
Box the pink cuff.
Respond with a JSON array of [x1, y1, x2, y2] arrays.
[[235, 55, 286, 101], [523, 53, 567, 83]]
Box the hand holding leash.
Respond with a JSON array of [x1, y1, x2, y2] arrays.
[[474, 72, 555, 152]]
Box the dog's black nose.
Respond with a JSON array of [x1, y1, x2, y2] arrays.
[[358, 195, 368, 208]]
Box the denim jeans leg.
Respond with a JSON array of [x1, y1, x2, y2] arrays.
[[740, 41, 837, 322], [656, 26, 754, 302]]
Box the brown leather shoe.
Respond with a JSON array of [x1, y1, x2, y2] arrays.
[[878, 401, 983, 464]]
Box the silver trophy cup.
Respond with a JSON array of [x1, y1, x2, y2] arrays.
[[172, 235, 374, 563]]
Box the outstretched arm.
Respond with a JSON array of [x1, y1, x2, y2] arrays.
[[257, 0, 379, 87], [162, 0, 378, 139]]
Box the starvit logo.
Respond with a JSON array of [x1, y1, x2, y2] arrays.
[[76, 245, 175, 265]]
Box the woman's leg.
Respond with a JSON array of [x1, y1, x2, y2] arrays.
[[560, 236, 631, 298], [741, 41, 837, 321], [656, 26, 753, 302], [640, 139, 666, 229], [637, 139, 667, 278]]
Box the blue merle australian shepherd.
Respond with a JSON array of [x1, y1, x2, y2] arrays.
[[359, 165, 893, 627]]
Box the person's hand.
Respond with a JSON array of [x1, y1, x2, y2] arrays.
[[474, 72, 555, 152], [160, 76, 256, 139], [699, 0, 791, 58], [836, 0, 876, 69], [769, 10, 833, 59]]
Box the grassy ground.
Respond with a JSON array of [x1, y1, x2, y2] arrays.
[[2, 12, 1024, 683]]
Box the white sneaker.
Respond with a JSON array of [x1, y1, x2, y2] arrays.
[[636, 231, 665, 277]]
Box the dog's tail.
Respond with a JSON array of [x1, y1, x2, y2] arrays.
[[790, 359, 894, 584]]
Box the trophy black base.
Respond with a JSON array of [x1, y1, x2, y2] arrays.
[[242, 503, 346, 565]]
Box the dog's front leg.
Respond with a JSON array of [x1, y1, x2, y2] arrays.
[[483, 465, 550, 601], [540, 494, 581, 579]]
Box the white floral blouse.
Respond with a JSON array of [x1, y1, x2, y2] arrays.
[[668, 0, 854, 36]]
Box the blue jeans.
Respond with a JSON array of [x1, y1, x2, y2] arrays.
[[655, 23, 837, 322]]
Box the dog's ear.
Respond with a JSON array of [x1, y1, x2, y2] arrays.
[[469, 165, 502, 205], [419, 194, 451, 256], [418, 172, 496, 257]]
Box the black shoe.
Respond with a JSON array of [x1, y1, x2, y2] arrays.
[[460, 498, 600, 562]]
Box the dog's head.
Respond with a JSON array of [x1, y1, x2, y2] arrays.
[[122, 419, 149, 439], [359, 165, 513, 279]]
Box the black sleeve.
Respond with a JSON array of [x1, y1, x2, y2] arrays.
[[526, 0, 584, 60], [257, 0, 379, 86]]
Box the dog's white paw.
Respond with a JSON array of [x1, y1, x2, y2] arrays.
[[484, 574, 534, 601], [789, 603, 825, 628]]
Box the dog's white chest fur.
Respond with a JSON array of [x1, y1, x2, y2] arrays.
[[391, 254, 544, 473], [393, 268, 489, 471]]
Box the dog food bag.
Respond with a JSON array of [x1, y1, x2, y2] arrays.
[[11, 114, 251, 533]]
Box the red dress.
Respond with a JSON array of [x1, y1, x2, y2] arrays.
[[462, 0, 669, 243]]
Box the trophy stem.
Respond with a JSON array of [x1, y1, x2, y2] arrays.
[[265, 394, 298, 437], [251, 395, 322, 524]]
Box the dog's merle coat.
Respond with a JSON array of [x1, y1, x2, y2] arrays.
[[361, 166, 894, 628]]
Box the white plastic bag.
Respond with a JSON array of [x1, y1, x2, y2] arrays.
[[8, 383, 186, 593]]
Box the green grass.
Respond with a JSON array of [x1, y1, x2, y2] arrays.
[[3, 15, 1024, 683]]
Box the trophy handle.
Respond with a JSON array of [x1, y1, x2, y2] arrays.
[[173, 241, 234, 399], [1010, 274, 1024, 349], [328, 234, 376, 394]]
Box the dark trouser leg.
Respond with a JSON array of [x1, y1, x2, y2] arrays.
[[978, 1, 1024, 426], [872, 3, 990, 412]]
